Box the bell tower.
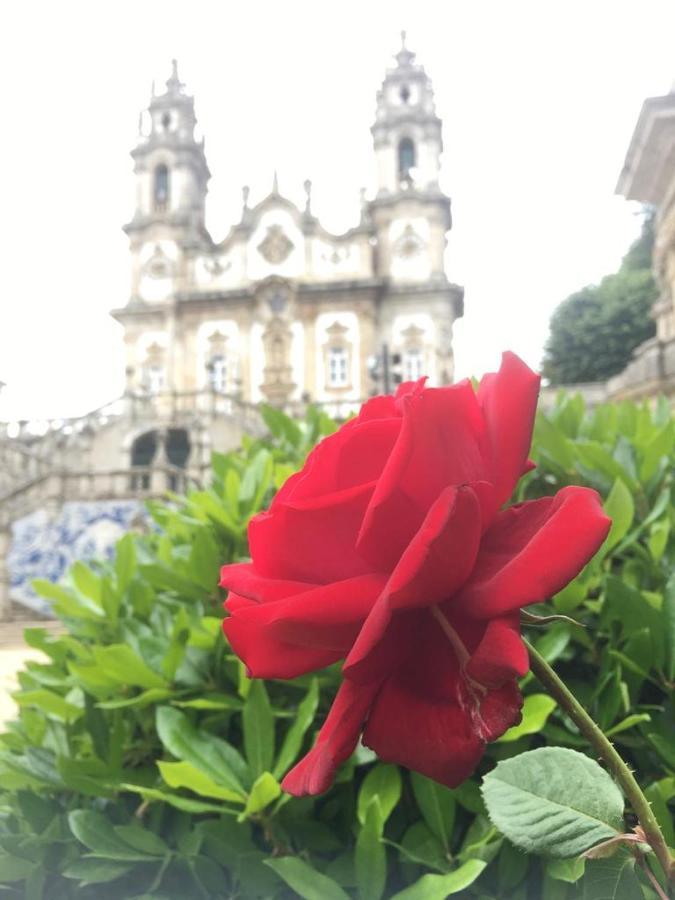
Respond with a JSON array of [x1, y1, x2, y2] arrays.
[[369, 34, 452, 284], [124, 61, 211, 303], [372, 32, 444, 197]]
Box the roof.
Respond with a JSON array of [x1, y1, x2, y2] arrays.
[[616, 90, 675, 205]]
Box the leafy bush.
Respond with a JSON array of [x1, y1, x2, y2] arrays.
[[0, 396, 672, 899], [542, 214, 658, 384]]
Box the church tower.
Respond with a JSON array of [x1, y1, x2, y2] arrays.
[[369, 34, 461, 384], [124, 61, 211, 305]]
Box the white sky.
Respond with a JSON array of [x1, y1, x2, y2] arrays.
[[0, 0, 673, 421]]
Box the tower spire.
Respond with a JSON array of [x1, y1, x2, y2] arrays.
[[166, 59, 184, 95], [395, 29, 416, 68]]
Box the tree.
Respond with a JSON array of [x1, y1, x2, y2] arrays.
[[542, 213, 657, 384]]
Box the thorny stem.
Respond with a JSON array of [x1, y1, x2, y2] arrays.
[[525, 639, 674, 889]]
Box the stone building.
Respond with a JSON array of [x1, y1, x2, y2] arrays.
[[610, 83, 675, 400], [120, 45, 462, 411], [0, 37, 463, 616]]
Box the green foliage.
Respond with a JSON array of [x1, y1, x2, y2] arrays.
[[0, 398, 673, 898], [542, 213, 658, 384]]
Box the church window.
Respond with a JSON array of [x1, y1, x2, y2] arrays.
[[327, 346, 348, 388], [398, 138, 416, 182], [154, 164, 170, 212], [208, 354, 228, 393], [400, 84, 411, 103], [145, 364, 164, 395], [403, 347, 424, 381], [130, 430, 157, 490], [161, 111, 172, 131]]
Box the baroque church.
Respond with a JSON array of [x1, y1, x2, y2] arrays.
[[121, 43, 462, 409], [0, 37, 463, 616]]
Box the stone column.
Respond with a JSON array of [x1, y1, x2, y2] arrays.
[[0, 524, 12, 622]]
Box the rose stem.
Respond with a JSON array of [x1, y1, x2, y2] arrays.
[[524, 638, 674, 887]]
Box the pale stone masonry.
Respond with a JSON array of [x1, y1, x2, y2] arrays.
[[119, 42, 463, 410], [612, 83, 675, 401]]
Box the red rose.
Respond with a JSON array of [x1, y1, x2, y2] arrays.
[[219, 353, 610, 795]]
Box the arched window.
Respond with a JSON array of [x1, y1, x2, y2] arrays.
[[208, 354, 228, 393], [166, 428, 191, 491], [398, 138, 416, 182], [328, 346, 349, 388], [130, 430, 158, 491], [154, 164, 170, 212], [403, 347, 424, 381], [144, 364, 164, 395]]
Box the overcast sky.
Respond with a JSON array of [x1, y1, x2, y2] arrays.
[[0, 0, 673, 420]]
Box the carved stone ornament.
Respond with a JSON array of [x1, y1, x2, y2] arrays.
[[144, 244, 173, 279], [394, 224, 424, 259], [257, 225, 294, 265], [203, 256, 230, 277], [261, 316, 295, 405], [207, 330, 227, 354], [401, 322, 425, 347], [323, 246, 348, 265]]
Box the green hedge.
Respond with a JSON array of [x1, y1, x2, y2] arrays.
[[0, 396, 672, 899]]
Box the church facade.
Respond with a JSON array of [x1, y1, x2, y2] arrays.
[[0, 38, 463, 617], [119, 42, 463, 410]]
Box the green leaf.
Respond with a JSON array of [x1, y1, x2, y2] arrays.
[[395, 822, 449, 872], [158, 759, 245, 803], [114, 823, 169, 856], [645, 780, 675, 848], [355, 798, 387, 900], [498, 694, 557, 742], [122, 784, 234, 815], [273, 678, 319, 779], [92, 644, 166, 689], [581, 852, 643, 900], [605, 714, 651, 738], [115, 533, 137, 593], [546, 856, 586, 883], [188, 529, 222, 593], [156, 706, 249, 794], [15, 688, 83, 722], [0, 855, 35, 881], [33, 578, 105, 620], [601, 479, 635, 554], [357, 764, 402, 826], [265, 856, 350, 900], [664, 573, 675, 683], [71, 561, 103, 605], [97, 688, 173, 709], [388, 860, 487, 899], [410, 772, 456, 851], [240, 772, 282, 818], [481, 748, 624, 857], [68, 810, 162, 862], [243, 680, 274, 778], [62, 858, 134, 885]]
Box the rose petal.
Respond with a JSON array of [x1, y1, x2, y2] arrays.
[[477, 352, 540, 509], [223, 602, 342, 679], [344, 485, 482, 683], [281, 678, 381, 796], [357, 380, 489, 569], [464, 613, 529, 688], [249, 480, 376, 583], [234, 573, 387, 652], [360, 614, 482, 787], [458, 486, 611, 619], [219, 562, 314, 603]]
